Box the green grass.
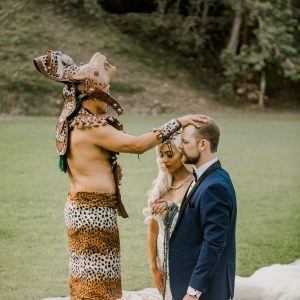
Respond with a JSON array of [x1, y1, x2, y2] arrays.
[[0, 114, 300, 299]]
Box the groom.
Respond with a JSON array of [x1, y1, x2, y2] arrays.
[[169, 119, 237, 300]]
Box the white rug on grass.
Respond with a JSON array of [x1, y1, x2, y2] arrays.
[[234, 259, 300, 300]]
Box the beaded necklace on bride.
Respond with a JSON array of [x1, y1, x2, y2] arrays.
[[170, 174, 192, 191]]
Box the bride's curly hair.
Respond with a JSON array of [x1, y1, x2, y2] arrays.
[[143, 132, 191, 224]]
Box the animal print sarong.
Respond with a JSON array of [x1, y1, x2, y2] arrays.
[[64, 191, 122, 300]]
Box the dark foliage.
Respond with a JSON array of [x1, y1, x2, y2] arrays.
[[98, 0, 157, 14]]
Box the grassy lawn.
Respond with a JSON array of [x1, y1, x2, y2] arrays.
[[0, 114, 299, 299]]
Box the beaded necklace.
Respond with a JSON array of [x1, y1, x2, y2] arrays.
[[170, 174, 192, 190]]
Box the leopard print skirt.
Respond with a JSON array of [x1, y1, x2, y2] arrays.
[[64, 191, 122, 300]]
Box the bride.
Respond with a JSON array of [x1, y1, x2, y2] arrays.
[[143, 132, 193, 300]]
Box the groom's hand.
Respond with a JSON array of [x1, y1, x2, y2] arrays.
[[183, 294, 199, 300]]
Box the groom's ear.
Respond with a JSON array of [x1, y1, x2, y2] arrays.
[[199, 139, 209, 152]]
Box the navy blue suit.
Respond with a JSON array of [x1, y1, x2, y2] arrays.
[[169, 161, 237, 300]]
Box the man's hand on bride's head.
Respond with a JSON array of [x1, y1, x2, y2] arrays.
[[177, 114, 208, 128]]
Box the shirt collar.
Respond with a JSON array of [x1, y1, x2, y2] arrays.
[[192, 157, 218, 181]]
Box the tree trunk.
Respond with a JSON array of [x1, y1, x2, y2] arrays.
[[227, 0, 243, 54], [241, 12, 249, 85], [259, 71, 266, 107], [157, 0, 168, 14], [164, 0, 179, 14], [201, 0, 209, 35], [242, 12, 249, 46], [196, 0, 203, 15]]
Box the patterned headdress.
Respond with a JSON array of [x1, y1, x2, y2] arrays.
[[33, 50, 124, 155]]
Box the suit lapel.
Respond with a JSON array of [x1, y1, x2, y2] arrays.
[[175, 160, 221, 229]]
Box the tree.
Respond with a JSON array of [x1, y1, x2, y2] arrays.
[[221, 0, 300, 107], [73, 0, 300, 108]]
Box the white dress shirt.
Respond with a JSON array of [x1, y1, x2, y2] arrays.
[[187, 157, 218, 196], [187, 157, 218, 298]]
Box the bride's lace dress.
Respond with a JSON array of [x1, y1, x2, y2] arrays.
[[118, 202, 181, 300], [153, 203, 181, 300]]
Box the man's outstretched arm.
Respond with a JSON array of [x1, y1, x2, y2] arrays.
[[89, 115, 208, 154]]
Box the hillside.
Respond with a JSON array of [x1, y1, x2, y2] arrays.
[[0, 0, 299, 116], [0, 0, 217, 116]]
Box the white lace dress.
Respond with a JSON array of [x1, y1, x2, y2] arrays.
[[153, 202, 181, 300]]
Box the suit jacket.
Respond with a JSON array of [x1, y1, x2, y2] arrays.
[[169, 161, 237, 300]]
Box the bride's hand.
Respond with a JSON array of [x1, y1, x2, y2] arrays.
[[151, 268, 164, 293], [151, 199, 168, 216]]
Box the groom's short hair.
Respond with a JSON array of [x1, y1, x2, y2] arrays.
[[194, 119, 220, 153]]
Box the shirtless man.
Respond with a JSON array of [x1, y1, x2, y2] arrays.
[[34, 50, 207, 300], [68, 98, 203, 193]]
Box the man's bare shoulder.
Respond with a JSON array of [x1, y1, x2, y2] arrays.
[[70, 116, 125, 147], [87, 122, 120, 139], [70, 122, 116, 138]]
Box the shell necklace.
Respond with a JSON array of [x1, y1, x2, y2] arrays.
[[170, 174, 192, 191]]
